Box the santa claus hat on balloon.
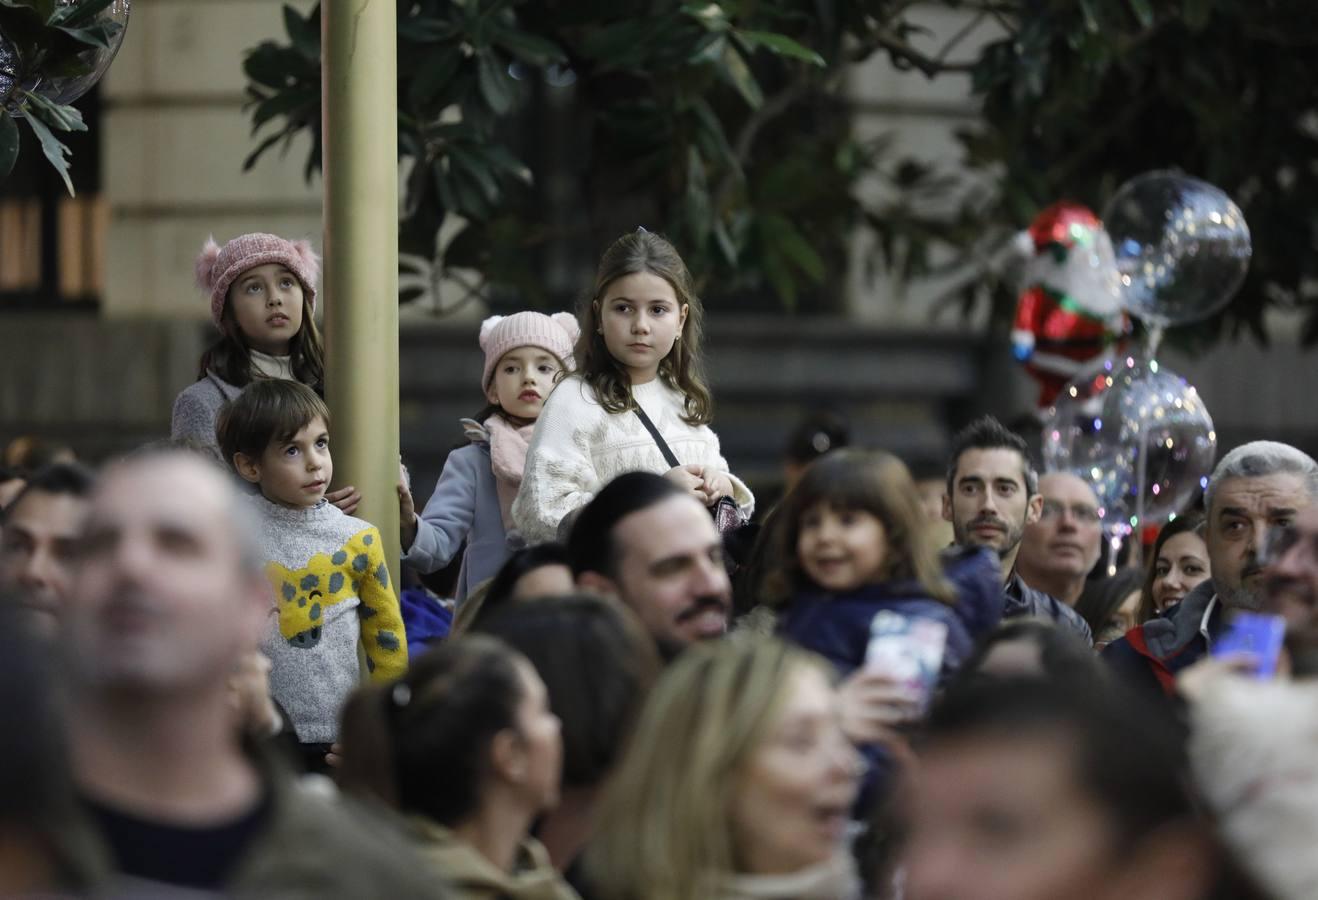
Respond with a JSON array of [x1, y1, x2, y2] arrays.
[[1014, 201, 1105, 261]]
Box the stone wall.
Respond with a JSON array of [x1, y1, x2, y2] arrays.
[[101, 0, 321, 319]]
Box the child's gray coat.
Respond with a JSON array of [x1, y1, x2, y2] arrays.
[[171, 370, 241, 450], [404, 424, 513, 603]]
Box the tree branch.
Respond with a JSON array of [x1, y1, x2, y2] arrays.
[[867, 29, 980, 77], [708, 73, 819, 215], [936, 11, 989, 66], [732, 77, 814, 165]]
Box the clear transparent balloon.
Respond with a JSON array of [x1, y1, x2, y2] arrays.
[[1042, 355, 1217, 534], [1102, 171, 1251, 328], [42, 0, 132, 106], [2, 1, 131, 114], [0, 35, 17, 107]]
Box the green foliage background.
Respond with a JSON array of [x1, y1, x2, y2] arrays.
[[244, 0, 1318, 342]]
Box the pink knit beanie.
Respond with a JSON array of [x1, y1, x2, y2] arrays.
[[479, 311, 580, 389], [195, 233, 321, 329]]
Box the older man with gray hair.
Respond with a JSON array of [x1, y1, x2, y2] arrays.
[[1105, 440, 1318, 696]]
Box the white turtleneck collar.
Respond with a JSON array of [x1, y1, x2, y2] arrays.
[[250, 349, 294, 381]]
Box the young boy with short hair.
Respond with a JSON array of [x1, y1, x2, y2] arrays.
[[217, 380, 407, 766]]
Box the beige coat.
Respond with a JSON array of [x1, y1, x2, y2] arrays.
[[714, 852, 863, 900], [413, 818, 580, 900]]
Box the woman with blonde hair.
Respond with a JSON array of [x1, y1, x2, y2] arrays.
[[581, 637, 863, 900]]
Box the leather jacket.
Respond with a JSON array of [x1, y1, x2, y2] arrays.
[[1003, 571, 1094, 645]]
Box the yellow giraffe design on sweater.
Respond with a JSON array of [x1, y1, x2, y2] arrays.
[[265, 527, 407, 682]]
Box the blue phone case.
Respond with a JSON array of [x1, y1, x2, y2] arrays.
[[1212, 612, 1287, 678]]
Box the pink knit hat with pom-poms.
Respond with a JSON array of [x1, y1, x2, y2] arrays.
[[479, 311, 580, 389], [195, 233, 321, 329]]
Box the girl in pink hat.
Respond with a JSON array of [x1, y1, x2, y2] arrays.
[[170, 233, 358, 512], [399, 311, 579, 602]]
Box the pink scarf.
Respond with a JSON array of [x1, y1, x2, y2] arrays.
[[484, 415, 535, 530]]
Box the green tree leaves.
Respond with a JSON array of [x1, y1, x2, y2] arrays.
[[241, 0, 1310, 339], [245, 0, 849, 312], [916, 0, 1318, 343]]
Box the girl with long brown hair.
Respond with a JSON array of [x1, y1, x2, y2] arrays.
[[512, 229, 753, 543], [171, 233, 359, 512], [172, 233, 325, 447]]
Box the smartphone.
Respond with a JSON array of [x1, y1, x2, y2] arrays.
[[1212, 611, 1286, 679], [865, 611, 948, 710]]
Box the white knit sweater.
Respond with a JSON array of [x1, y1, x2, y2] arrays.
[[1188, 674, 1318, 900], [512, 375, 754, 544]]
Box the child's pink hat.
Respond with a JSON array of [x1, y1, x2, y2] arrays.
[[195, 233, 321, 329], [479, 312, 580, 389]]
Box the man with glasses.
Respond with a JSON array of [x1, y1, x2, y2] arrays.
[[1014, 473, 1104, 608]]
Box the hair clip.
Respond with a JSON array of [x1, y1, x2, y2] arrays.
[[391, 683, 412, 708], [635, 225, 650, 234]]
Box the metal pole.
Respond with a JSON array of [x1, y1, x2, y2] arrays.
[[322, 0, 400, 591]]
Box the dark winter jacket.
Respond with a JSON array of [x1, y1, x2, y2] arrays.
[[58, 742, 451, 897], [1003, 571, 1094, 645], [777, 546, 1001, 816], [1103, 579, 1223, 696], [778, 545, 1003, 682]]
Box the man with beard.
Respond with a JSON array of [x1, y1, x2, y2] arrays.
[[1177, 502, 1318, 900], [943, 417, 1092, 643], [0, 463, 95, 636], [1262, 504, 1318, 674], [1106, 441, 1318, 695], [567, 473, 913, 762], [59, 449, 448, 895], [569, 472, 731, 660]]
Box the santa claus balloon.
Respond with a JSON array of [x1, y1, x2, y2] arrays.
[[1011, 202, 1127, 407]]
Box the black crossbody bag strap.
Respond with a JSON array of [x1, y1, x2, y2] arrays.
[[635, 403, 746, 539], [633, 405, 682, 469]]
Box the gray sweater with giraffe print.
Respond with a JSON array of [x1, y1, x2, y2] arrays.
[[247, 495, 408, 744]]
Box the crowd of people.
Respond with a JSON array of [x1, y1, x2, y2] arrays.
[[1, 227, 1316, 899]]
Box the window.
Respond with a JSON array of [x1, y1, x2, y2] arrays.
[[0, 86, 103, 310]]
